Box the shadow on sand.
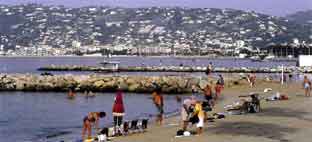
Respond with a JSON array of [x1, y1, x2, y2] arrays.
[[256, 107, 312, 122], [209, 121, 296, 142]]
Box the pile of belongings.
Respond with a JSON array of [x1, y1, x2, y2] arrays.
[[176, 130, 192, 137], [266, 92, 289, 101], [225, 93, 261, 115], [224, 100, 248, 115], [82, 118, 149, 142]]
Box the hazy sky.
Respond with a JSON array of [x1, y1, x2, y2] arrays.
[[0, 0, 311, 16]]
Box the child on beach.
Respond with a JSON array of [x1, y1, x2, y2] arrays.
[[152, 89, 164, 125], [112, 89, 125, 135], [82, 112, 106, 140], [303, 75, 311, 97], [193, 101, 205, 135]]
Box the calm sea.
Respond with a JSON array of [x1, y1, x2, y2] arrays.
[[0, 56, 299, 141], [0, 56, 296, 74]]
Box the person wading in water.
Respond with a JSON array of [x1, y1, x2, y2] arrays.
[[152, 89, 164, 125]]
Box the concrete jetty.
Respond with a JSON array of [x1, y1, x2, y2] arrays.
[[37, 65, 306, 73]]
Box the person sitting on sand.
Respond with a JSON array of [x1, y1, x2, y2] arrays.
[[303, 75, 311, 97], [82, 112, 106, 140], [112, 89, 125, 135], [181, 96, 196, 131], [152, 89, 164, 125]]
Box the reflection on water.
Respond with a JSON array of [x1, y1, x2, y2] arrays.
[[0, 92, 181, 142]]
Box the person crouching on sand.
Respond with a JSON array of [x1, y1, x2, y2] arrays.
[[152, 89, 164, 125], [181, 96, 196, 131], [112, 89, 125, 135], [82, 112, 106, 140], [303, 75, 311, 97]]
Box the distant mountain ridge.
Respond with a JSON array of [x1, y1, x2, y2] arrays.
[[0, 4, 311, 52], [286, 10, 312, 25]]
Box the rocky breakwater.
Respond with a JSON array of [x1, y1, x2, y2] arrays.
[[0, 74, 240, 94], [38, 65, 300, 73]]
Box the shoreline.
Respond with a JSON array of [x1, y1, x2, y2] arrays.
[[115, 80, 311, 142], [38, 65, 303, 73]]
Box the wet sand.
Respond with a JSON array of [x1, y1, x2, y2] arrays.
[[115, 78, 312, 142]]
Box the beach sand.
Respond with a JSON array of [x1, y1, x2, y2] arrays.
[[115, 78, 312, 142]]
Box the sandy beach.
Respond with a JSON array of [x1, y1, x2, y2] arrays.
[[115, 77, 312, 142]]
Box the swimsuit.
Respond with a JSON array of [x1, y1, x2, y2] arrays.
[[304, 83, 310, 89]]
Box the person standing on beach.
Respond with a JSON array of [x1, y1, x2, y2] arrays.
[[202, 84, 214, 121], [203, 84, 214, 107], [112, 89, 125, 135], [152, 89, 164, 125], [248, 72, 256, 87], [82, 112, 106, 140], [303, 75, 311, 97], [193, 101, 205, 135], [215, 74, 224, 100], [205, 62, 213, 76]]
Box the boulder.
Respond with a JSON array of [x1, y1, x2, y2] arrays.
[[199, 79, 209, 90], [128, 84, 140, 92]]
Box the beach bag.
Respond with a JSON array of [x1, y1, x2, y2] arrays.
[[176, 129, 184, 136], [141, 119, 148, 129], [123, 122, 129, 134], [202, 101, 212, 112], [97, 134, 107, 142]]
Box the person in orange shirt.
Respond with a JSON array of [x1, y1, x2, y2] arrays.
[[152, 89, 164, 125]]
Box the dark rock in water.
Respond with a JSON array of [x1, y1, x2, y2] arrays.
[[40, 72, 54, 76], [46, 131, 72, 138]]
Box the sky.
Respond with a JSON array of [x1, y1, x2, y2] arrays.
[[0, 0, 311, 16]]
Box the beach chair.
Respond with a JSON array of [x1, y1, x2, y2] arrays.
[[123, 121, 129, 135], [130, 119, 139, 133], [141, 119, 148, 130]]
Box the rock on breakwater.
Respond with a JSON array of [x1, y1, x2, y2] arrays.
[[0, 74, 237, 93]]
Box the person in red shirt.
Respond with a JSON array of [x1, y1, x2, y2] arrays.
[[112, 89, 125, 135]]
